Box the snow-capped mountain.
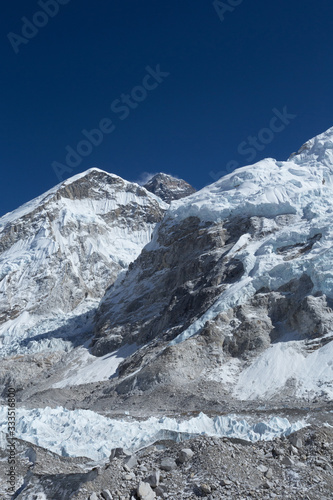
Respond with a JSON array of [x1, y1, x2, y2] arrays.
[[143, 172, 196, 203], [0, 168, 167, 357], [1, 128, 333, 499], [1, 127, 333, 407], [90, 126, 333, 402]]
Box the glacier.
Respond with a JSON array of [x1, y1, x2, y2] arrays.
[[0, 406, 306, 461]]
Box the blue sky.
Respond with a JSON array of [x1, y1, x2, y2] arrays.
[[1, 0, 333, 216]]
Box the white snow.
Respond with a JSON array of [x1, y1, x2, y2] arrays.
[[0, 168, 165, 229], [206, 357, 241, 385], [170, 276, 255, 346], [1, 129, 333, 411], [158, 128, 333, 402], [52, 344, 138, 388], [0, 406, 306, 461], [204, 334, 333, 401], [234, 338, 333, 400], [0, 299, 99, 356]]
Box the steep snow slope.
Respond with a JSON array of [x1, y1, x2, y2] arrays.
[[51, 343, 139, 389], [233, 335, 333, 400], [0, 168, 167, 357], [91, 127, 333, 401]]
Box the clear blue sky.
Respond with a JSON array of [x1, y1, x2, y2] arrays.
[[1, 0, 333, 217]]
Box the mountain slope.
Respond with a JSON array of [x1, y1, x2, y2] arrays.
[[2, 130, 333, 500], [90, 127, 333, 402], [0, 168, 167, 357]]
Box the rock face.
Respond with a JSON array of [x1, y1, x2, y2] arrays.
[[91, 215, 232, 356], [0, 168, 167, 357], [143, 173, 196, 203], [2, 128, 333, 405]]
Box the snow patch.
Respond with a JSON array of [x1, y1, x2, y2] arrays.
[[52, 344, 138, 388], [234, 339, 333, 400]]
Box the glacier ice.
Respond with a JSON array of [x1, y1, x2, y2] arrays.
[[0, 406, 306, 461]]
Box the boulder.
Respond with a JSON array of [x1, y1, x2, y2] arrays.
[[178, 448, 194, 463], [137, 481, 156, 500], [280, 456, 293, 466], [123, 454, 138, 470], [265, 468, 273, 479], [101, 490, 113, 500], [160, 458, 177, 471], [110, 447, 127, 460], [288, 434, 303, 449], [200, 483, 212, 495], [145, 470, 160, 488]]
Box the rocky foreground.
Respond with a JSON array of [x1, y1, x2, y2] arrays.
[[2, 423, 332, 499]]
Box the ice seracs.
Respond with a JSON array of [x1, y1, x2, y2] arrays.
[[0, 406, 306, 461], [289, 125, 333, 167]]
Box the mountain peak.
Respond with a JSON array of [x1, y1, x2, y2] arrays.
[[143, 172, 196, 203], [62, 167, 124, 186], [0, 168, 165, 229], [0, 167, 168, 356]]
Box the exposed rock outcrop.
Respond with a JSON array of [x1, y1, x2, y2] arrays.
[[143, 173, 196, 203]]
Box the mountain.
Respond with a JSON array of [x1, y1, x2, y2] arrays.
[[143, 172, 196, 203], [90, 126, 333, 403], [0, 168, 167, 359], [1, 129, 333, 499], [2, 130, 333, 407]]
